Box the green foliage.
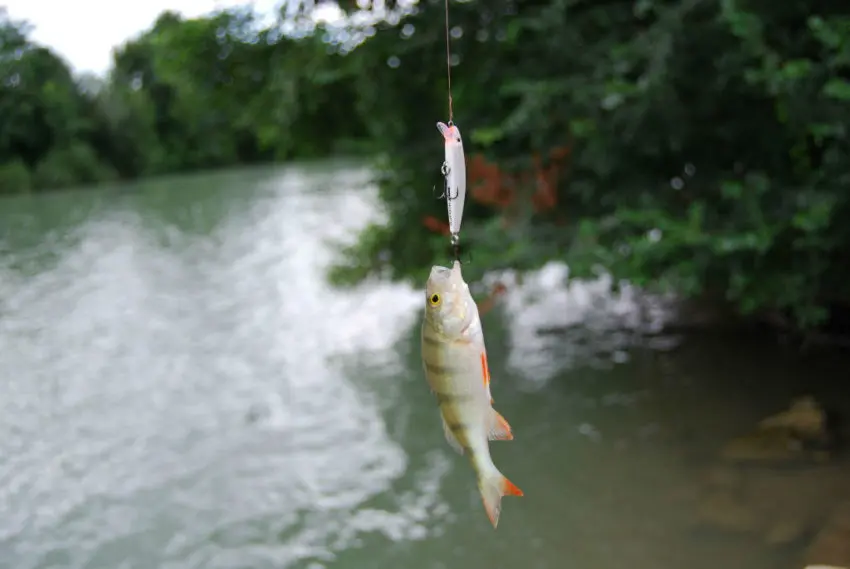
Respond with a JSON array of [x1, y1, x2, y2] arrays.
[[2, 0, 850, 332], [326, 0, 850, 332], [0, 159, 32, 193], [32, 143, 117, 190], [0, 4, 369, 191]]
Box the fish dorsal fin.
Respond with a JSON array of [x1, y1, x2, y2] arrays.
[[488, 408, 514, 441], [442, 415, 465, 454]]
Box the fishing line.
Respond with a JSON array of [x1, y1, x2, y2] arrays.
[[437, 0, 467, 264], [444, 0, 454, 125]]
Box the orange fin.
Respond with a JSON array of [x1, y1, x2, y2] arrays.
[[503, 477, 524, 497], [479, 470, 524, 529], [488, 408, 514, 441], [479, 352, 490, 388]]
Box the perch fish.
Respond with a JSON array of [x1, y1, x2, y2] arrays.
[[421, 260, 523, 528]]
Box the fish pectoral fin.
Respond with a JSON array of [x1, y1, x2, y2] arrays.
[[488, 409, 514, 441], [441, 415, 465, 455]]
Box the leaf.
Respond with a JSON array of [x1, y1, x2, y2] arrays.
[[470, 126, 505, 147], [720, 180, 743, 199], [823, 78, 850, 101], [569, 118, 596, 138], [780, 58, 812, 81], [792, 195, 834, 233]]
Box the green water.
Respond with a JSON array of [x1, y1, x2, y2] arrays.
[[0, 161, 847, 569]]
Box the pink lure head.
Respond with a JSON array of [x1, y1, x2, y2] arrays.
[[436, 121, 462, 144]]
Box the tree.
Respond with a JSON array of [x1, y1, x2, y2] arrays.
[[329, 0, 850, 332]]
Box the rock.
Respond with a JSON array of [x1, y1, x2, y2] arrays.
[[719, 428, 831, 463], [702, 465, 742, 489], [720, 429, 802, 462], [805, 500, 850, 568], [695, 490, 759, 533], [692, 397, 849, 548], [759, 396, 827, 439], [692, 462, 849, 546], [764, 517, 806, 545], [719, 396, 836, 464]]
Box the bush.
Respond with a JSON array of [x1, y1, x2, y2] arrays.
[[33, 143, 118, 190], [0, 159, 33, 194], [330, 0, 850, 332]]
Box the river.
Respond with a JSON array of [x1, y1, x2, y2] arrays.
[[0, 161, 848, 569]]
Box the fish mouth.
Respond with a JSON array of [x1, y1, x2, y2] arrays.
[[427, 267, 452, 288]]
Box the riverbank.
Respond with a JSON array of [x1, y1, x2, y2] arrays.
[[0, 141, 373, 196]]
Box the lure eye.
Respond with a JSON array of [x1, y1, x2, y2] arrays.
[[429, 293, 441, 306]]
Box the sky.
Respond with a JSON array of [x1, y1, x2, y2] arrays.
[[3, 0, 344, 76]]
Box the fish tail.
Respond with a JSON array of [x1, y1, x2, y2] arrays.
[[477, 465, 523, 529]]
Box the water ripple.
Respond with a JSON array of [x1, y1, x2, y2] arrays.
[[0, 164, 430, 569]]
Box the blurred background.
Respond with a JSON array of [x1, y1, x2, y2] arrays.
[[1, 1, 850, 568]]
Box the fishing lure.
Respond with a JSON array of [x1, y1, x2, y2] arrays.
[[436, 121, 466, 243]]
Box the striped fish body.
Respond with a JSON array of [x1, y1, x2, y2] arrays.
[[421, 315, 493, 450], [421, 261, 523, 528]]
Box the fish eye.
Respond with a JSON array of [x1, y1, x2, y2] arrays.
[[429, 293, 441, 306]]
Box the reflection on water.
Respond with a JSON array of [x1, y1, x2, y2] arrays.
[[489, 262, 675, 389], [0, 161, 848, 569], [0, 164, 434, 569]]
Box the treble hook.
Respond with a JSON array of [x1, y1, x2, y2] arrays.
[[433, 180, 456, 200], [445, 184, 459, 200], [433, 163, 459, 200]]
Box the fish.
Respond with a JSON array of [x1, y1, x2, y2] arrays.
[[436, 121, 467, 241], [421, 260, 523, 528]]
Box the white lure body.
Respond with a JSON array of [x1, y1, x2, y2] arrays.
[[436, 121, 466, 240]]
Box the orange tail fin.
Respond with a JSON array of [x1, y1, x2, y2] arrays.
[[479, 469, 523, 529]]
